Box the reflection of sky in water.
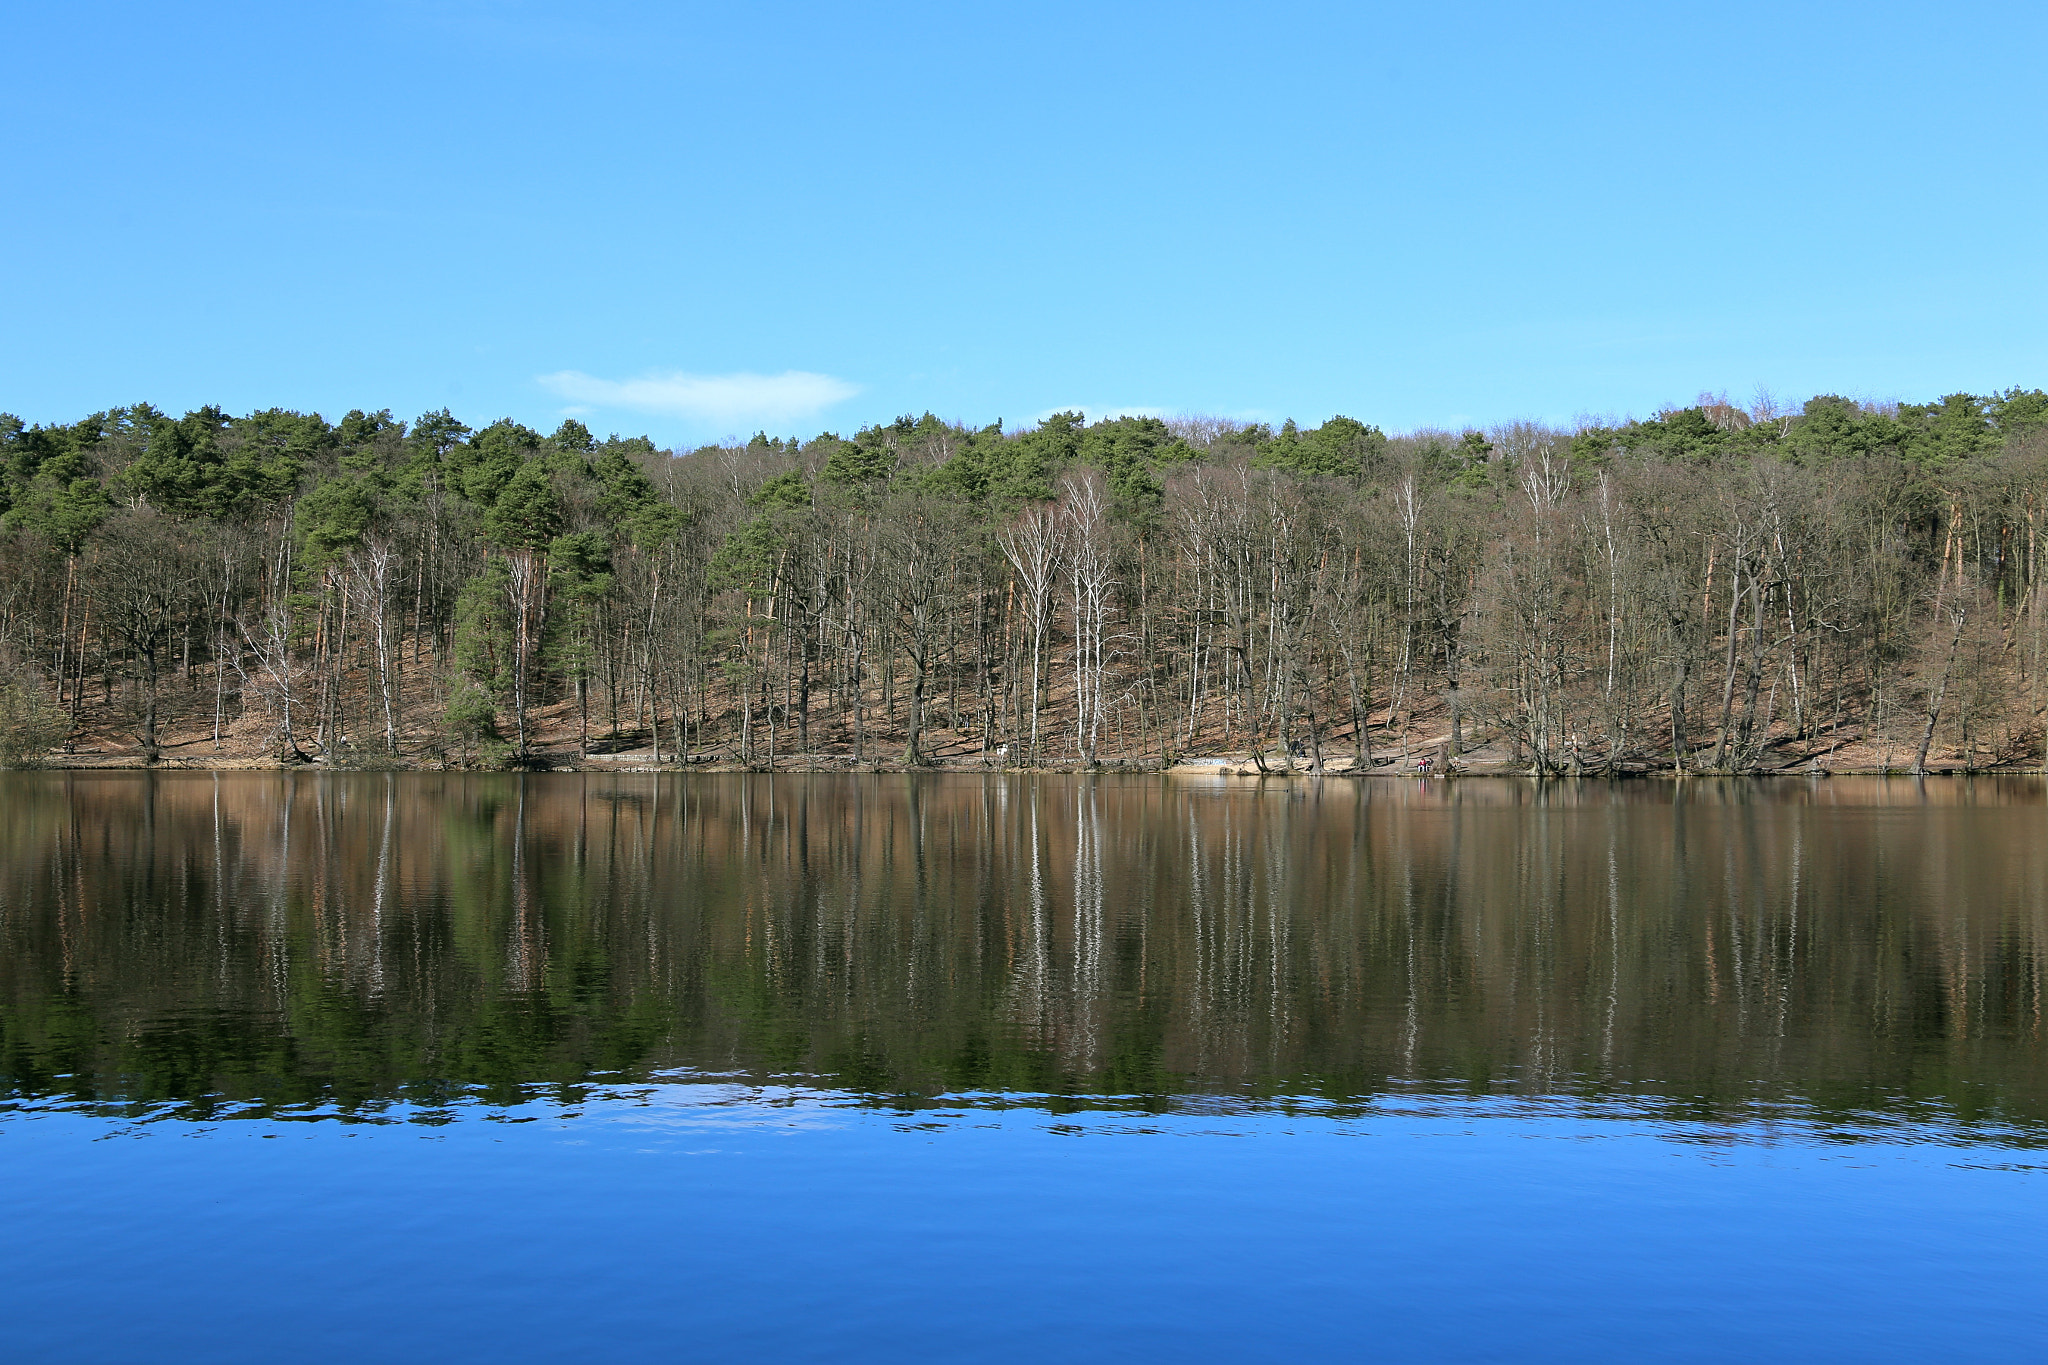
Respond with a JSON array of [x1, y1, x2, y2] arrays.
[[16, 1075, 2048, 1152], [3, 1083, 2045, 1363]]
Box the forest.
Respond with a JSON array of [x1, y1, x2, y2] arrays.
[[2, 386, 2047, 773]]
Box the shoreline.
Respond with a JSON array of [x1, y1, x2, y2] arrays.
[[16, 754, 2043, 778]]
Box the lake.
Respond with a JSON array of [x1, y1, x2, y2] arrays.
[[2, 772, 2044, 1361]]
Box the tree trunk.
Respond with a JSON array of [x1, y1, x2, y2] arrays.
[[1914, 605, 1968, 775]]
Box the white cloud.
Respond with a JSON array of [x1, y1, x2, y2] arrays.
[[537, 369, 861, 429]]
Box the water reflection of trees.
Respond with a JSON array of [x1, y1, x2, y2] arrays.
[[1, 773, 2043, 1129]]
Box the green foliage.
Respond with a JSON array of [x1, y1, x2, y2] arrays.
[[1566, 427, 1616, 466], [985, 430, 1056, 504], [888, 413, 957, 468], [1897, 393, 1997, 466], [229, 409, 330, 501], [621, 499, 686, 550], [1078, 415, 1169, 468], [1025, 411, 1085, 467], [1418, 430, 1499, 489], [296, 477, 374, 567], [1588, 407, 1739, 464], [122, 406, 305, 518], [117, 409, 219, 513], [411, 408, 472, 455], [448, 419, 541, 506], [820, 413, 975, 494], [1550, 389, 2025, 478], [1259, 419, 1302, 460], [1991, 388, 2048, 437], [481, 460, 565, 550], [593, 444, 685, 548], [822, 424, 899, 489], [549, 419, 596, 454], [452, 559, 513, 699], [592, 446, 656, 514], [919, 442, 985, 504], [913, 423, 1003, 504], [3, 413, 103, 497], [1779, 396, 1896, 463], [544, 531, 614, 687], [441, 681, 509, 765], [825, 415, 1069, 509], [548, 530, 614, 590], [1077, 416, 1177, 525], [1105, 458, 1164, 526], [1257, 415, 1386, 481], [709, 516, 784, 597], [336, 407, 400, 446], [751, 470, 812, 511], [2, 447, 111, 553], [335, 409, 402, 471]]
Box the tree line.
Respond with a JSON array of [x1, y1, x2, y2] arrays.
[[3, 386, 2047, 771]]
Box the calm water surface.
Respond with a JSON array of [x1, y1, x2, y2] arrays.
[[2, 773, 2044, 1361]]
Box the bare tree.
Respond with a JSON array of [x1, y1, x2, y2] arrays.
[[998, 502, 1066, 766], [1063, 476, 1114, 767], [348, 537, 402, 753]]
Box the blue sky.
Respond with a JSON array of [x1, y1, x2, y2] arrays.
[[5, 1, 2044, 446]]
